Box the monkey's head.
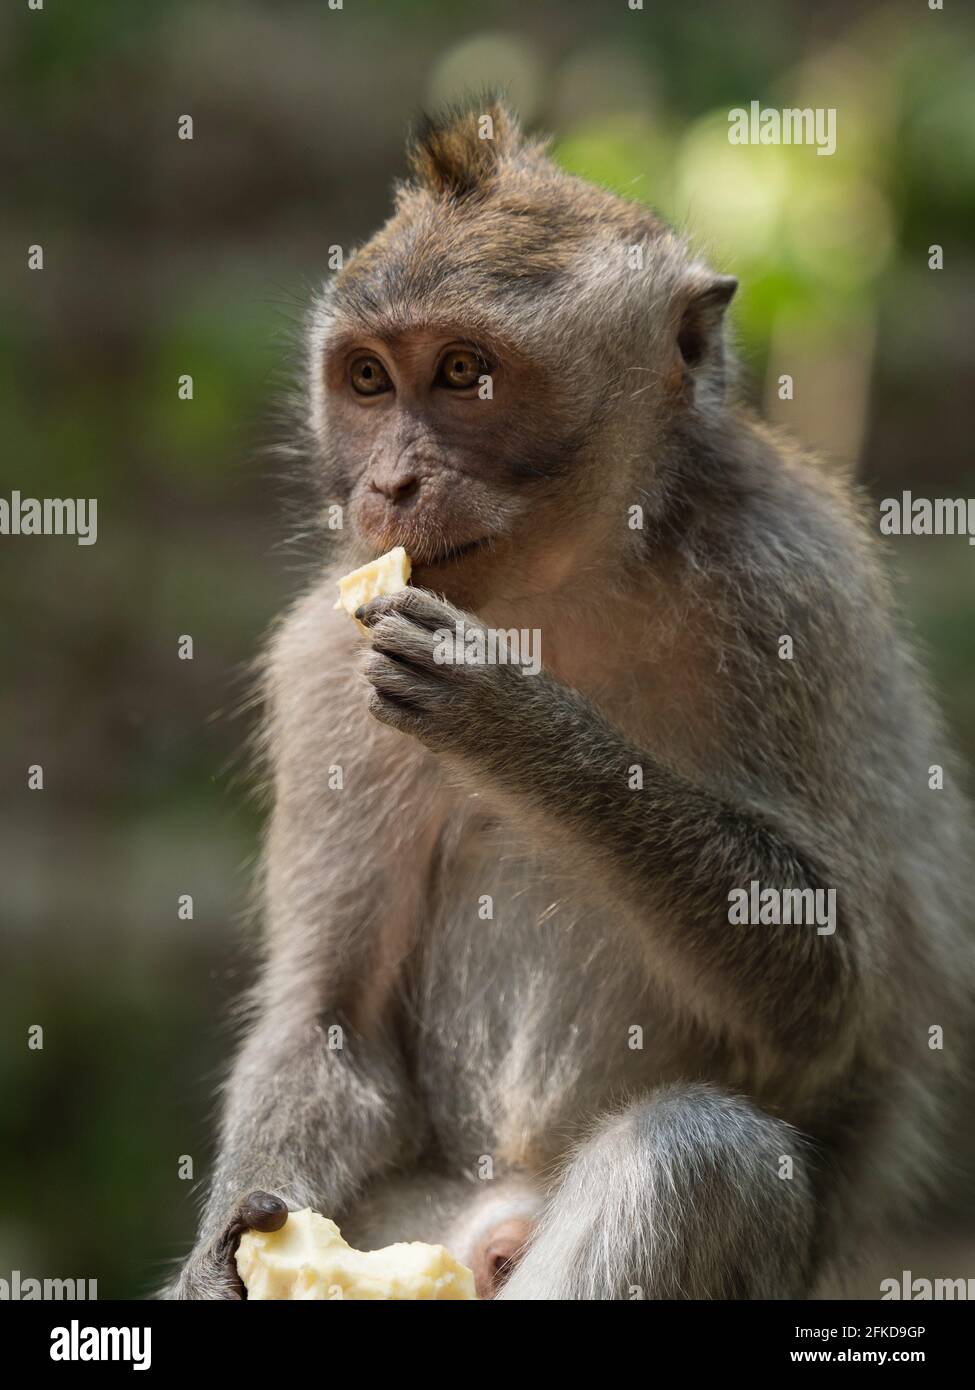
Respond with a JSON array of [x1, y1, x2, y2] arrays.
[[308, 99, 736, 607]]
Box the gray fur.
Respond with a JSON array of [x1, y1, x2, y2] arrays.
[[165, 102, 975, 1300]]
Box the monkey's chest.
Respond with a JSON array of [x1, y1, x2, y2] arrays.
[[407, 818, 688, 1172]]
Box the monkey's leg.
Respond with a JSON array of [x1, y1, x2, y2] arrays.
[[161, 1013, 423, 1299], [498, 1083, 817, 1300]]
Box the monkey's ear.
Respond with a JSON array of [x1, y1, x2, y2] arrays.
[[676, 272, 738, 373], [407, 97, 523, 200]]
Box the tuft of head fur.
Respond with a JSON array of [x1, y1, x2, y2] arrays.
[[406, 95, 535, 200]]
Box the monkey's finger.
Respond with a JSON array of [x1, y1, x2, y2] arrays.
[[357, 586, 462, 634], [369, 614, 442, 673], [364, 651, 444, 703], [216, 1191, 289, 1263], [238, 1191, 289, 1233], [207, 1193, 288, 1299], [367, 688, 429, 740]]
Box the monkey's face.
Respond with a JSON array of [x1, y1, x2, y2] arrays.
[[308, 102, 737, 608], [318, 319, 603, 607]]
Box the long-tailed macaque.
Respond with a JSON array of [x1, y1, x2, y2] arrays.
[[167, 101, 975, 1299]]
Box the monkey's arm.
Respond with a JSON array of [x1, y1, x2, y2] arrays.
[[166, 1006, 421, 1299], [360, 588, 860, 1066], [166, 593, 435, 1298]]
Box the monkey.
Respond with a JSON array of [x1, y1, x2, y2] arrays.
[[165, 100, 975, 1300]]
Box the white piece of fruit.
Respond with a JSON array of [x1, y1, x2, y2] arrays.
[[334, 546, 411, 633], [236, 1208, 476, 1301]]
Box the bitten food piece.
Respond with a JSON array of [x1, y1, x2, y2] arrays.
[[334, 546, 411, 633], [236, 1208, 477, 1300]]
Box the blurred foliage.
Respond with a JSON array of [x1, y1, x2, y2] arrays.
[[1, 0, 973, 1296]]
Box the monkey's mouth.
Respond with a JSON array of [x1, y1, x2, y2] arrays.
[[414, 536, 492, 568]]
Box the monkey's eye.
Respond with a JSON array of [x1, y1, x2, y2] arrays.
[[436, 348, 485, 391], [350, 356, 392, 396]]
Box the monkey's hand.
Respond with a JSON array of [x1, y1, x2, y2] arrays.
[[162, 1191, 288, 1300], [358, 588, 535, 755]]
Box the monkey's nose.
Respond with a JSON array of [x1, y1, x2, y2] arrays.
[[370, 474, 420, 505]]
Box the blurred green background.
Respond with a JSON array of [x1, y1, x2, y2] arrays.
[[1, 0, 973, 1297]]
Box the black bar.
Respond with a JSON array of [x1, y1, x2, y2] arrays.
[[5, 1299, 968, 1374]]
